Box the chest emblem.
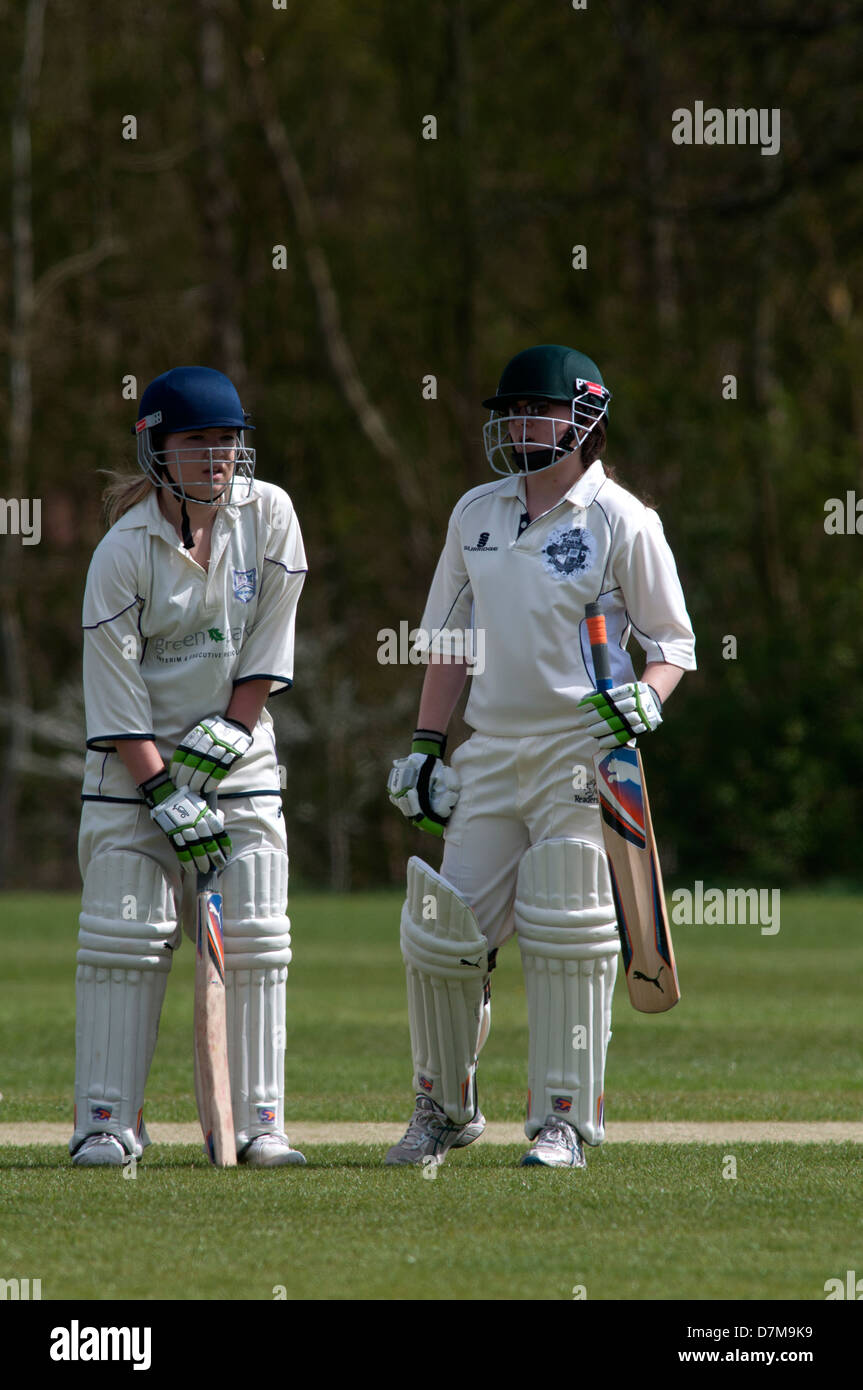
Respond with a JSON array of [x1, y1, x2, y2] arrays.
[[542, 526, 592, 579], [232, 567, 257, 602]]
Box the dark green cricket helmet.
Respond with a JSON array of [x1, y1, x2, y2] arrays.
[[482, 343, 611, 476]]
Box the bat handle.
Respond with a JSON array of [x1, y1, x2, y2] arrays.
[[197, 788, 220, 893], [585, 601, 613, 692]]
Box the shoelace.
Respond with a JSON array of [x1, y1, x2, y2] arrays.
[[538, 1122, 576, 1147], [401, 1103, 457, 1150]]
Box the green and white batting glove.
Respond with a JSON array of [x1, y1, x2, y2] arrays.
[[170, 715, 253, 794], [140, 770, 232, 872], [575, 682, 663, 749], [387, 730, 461, 837]]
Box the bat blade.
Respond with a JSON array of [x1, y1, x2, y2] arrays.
[[584, 600, 680, 1014], [594, 746, 680, 1013], [194, 885, 237, 1167]]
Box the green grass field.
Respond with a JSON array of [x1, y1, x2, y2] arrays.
[[1, 890, 861, 1301]]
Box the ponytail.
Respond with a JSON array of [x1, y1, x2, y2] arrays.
[[101, 471, 155, 529]]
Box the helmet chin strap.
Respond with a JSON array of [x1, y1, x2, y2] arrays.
[[179, 498, 194, 550], [157, 466, 195, 548], [157, 462, 228, 549]]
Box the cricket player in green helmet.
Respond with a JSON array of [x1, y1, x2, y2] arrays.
[[386, 344, 696, 1168]]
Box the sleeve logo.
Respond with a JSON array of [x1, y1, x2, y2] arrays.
[[232, 567, 257, 602]]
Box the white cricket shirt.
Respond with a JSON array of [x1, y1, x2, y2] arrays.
[[81, 479, 306, 802], [417, 460, 695, 736]]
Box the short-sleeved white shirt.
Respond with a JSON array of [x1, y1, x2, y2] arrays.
[[81, 479, 306, 802], [417, 460, 695, 736]]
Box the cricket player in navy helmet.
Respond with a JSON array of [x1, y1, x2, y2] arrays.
[[387, 344, 696, 1167], [71, 366, 308, 1168]]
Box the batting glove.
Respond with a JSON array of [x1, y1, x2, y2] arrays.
[[387, 730, 460, 837], [575, 682, 663, 749], [140, 770, 232, 872], [170, 715, 253, 794]]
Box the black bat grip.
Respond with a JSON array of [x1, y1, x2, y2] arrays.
[[197, 790, 219, 892]]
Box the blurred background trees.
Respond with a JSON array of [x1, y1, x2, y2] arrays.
[[1, 0, 861, 889]]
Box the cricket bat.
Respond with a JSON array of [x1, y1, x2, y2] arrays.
[[585, 602, 680, 1013], [194, 793, 236, 1166]]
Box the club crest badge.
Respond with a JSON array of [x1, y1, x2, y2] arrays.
[[232, 567, 257, 602], [541, 526, 592, 579]]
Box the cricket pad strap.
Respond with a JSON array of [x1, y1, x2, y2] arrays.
[[515, 839, 618, 1146], [400, 856, 489, 1125]]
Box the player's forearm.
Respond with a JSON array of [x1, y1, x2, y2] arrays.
[[226, 678, 271, 732], [416, 660, 470, 734], [643, 662, 686, 706], [115, 738, 167, 787]]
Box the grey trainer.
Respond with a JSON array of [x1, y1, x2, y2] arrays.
[[71, 1134, 128, 1168], [385, 1095, 486, 1166]]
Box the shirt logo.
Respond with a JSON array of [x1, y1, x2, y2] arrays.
[[542, 525, 592, 579], [464, 531, 498, 553], [232, 567, 257, 602]]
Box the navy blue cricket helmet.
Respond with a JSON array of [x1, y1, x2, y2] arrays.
[[133, 366, 256, 504]]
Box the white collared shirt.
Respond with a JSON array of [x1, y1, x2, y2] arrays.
[[417, 461, 696, 736], [81, 480, 306, 801]]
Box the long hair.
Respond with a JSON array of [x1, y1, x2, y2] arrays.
[[101, 471, 155, 529], [582, 419, 655, 507], [581, 420, 607, 470]]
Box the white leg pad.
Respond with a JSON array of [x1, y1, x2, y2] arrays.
[[71, 852, 179, 1158], [400, 856, 489, 1125], [515, 839, 619, 1145], [221, 849, 292, 969], [220, 850, 292, 1148]]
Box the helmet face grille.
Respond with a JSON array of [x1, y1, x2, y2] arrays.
[[482, 387, 609, 477], [136, 431, 256, 504]]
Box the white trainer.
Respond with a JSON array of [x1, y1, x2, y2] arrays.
[[519, 1116, 586, 1169], [72, 1134, 128, 1168], [240, 1134, 307, 1168], [385, 1095, 486, 1166]]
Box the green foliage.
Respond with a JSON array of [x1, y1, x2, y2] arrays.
[[2, 3, 862, 884]]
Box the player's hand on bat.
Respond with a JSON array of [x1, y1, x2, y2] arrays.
[[575, 682, 663, 749], [170, 715, 253, 794], [140, 770, 232, 871], [387, 730, 461, 837]]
